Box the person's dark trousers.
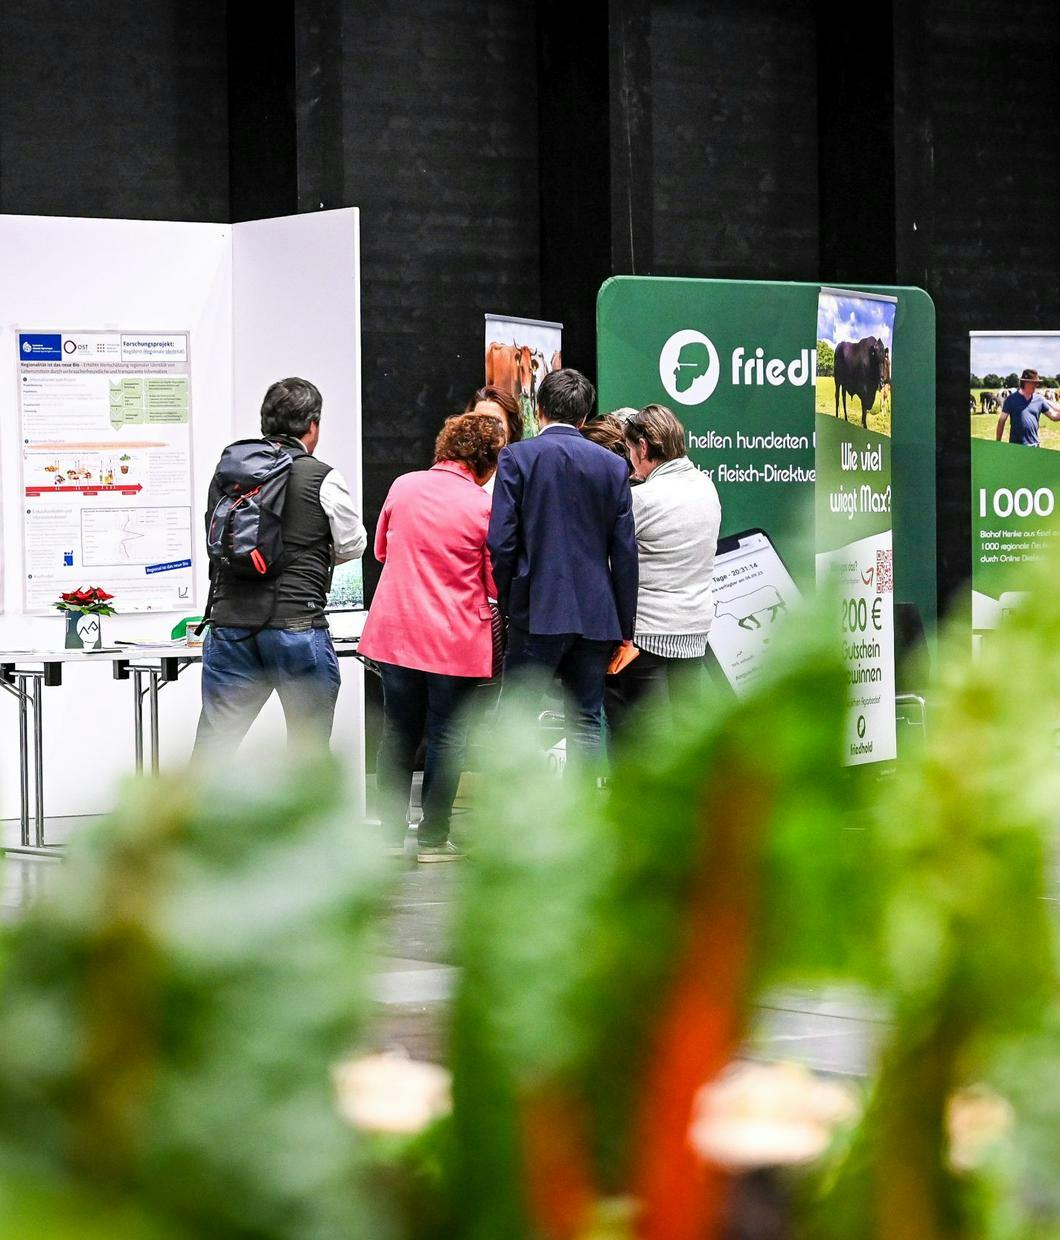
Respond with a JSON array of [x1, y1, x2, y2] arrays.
[[605, 650, 708, 746], [192, 626, 341, 761], [503, 629, 614, 771], [375, 663, 479, 847]]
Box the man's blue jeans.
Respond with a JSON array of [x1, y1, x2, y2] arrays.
[[375, 662, 479, 847], [193, 626, 341, 761], [502, 629, 614, 771]]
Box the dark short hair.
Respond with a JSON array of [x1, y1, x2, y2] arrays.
[[261, 377, 323, 438], [465, 385, 523, 443], [581, 415, 631, 466], [538, 368, 595, 426], [434, 412, 506, 477], [623, 403, 686, 463]]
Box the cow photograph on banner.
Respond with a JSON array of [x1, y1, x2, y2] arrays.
[[484, 314, 562, 440]]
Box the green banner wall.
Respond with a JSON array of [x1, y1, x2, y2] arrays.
[[597, 276, 937, 651]]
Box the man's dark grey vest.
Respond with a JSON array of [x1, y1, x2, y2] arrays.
[[208, 437, 334, 629]]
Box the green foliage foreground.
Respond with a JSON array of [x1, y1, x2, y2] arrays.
[[0, 755, 394, 1240], [0, 557, 1057, 1239]]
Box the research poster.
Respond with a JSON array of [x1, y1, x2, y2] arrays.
[[18, 330, 195, 613], [969, 332, 1060, 638], [815, 289, 896, 766], [484, 314, 563, 440]]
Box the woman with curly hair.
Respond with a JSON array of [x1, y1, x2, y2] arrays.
[[359, 413, 506, 861]]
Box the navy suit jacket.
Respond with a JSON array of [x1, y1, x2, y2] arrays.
[[487, 424, 638, 641]]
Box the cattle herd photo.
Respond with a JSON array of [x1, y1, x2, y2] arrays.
[[816, 291, 895, 436], [484, 314, 563, 439], [970, 334, 1060, 451]]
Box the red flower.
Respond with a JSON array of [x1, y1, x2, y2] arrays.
[[57, 585, 115, 607]]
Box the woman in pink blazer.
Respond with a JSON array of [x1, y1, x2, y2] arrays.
[[359, 414, 505, 861]]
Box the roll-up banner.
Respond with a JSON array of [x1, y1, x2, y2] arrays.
[[969, 332, 1060, 645], [597, 276, 935, 766], [815, 289, 897, 765], [484, 314, 563, 440]]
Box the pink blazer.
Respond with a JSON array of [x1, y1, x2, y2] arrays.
[[358, 461, 498, 678]]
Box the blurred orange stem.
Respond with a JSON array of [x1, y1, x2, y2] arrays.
[[632, 777, 769, 1240], [523, 1092, 599, 1239]]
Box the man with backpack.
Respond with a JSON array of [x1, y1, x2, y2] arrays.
[[192, 377, 367, 760]]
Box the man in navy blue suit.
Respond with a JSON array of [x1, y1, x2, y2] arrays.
[[488, 368, 638, 768]]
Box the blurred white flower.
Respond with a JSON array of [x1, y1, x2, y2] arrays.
[[689, 1061, 859, 1171], [332, 1052, 451, 1135], [947, 1085, 1014, 1172]]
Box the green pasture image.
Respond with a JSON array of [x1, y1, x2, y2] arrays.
[[970, 391, 1060, 451], [815, 375, 891, 437]]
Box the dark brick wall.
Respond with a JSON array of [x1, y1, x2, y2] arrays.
[[647, 0, 819, 280], [329, 0, 541, 568], [0, 0, 229, 221], [2, 0, 1058, 615], [909, 0, 1060, 607]]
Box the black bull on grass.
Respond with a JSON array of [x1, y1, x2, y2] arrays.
[[835, 335, 887, 427]]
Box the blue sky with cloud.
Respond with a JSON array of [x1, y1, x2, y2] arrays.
[[817, 293, 896, 352], [970, 334, 1060, 377]]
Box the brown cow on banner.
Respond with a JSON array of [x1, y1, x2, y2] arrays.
[[486, 340, 535, 400], [515, 345, 534, 398], [486, 342, 518, 393]]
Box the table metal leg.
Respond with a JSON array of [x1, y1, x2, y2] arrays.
[[18, 676, 30, 848], [1, 672, 60, 857], [149, 672, 160, 775], [133, 670, 144, 773], [30, 675, 45, 847]]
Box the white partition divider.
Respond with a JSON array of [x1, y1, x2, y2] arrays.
[[0, 209, 364, 820], [232, 210, 365, 805]]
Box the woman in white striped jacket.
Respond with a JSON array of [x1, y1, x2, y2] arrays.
[[604, 403, 722, 741]]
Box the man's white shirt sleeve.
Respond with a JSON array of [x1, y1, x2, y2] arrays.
[[320, 469, 368, 563]]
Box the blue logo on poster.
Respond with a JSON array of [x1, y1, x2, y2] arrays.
[[19, 333, 62, 361]]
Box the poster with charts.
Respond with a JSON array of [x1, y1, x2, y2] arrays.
[[17, 330, 195, 613]]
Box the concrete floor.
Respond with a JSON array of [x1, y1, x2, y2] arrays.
[[7, 803, 1055, 1077], [2, 810, 885, 1076]]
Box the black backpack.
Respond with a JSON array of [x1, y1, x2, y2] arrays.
[[206, 438, 294, 577], [198, 439, 294, 634]]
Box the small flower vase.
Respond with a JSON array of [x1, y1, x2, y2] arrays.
[[65, 610, 103, 650]]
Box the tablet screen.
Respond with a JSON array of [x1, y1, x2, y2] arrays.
[[326, 559, 365, 611], [708, 528, 801, 696]]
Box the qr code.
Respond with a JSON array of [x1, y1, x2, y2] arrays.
[[876, 549, 893, 594]]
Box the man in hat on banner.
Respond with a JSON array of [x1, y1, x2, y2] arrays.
[[996, 368, 1060, 446]]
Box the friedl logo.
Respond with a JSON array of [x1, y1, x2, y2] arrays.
[[659, 330, 720, 406], [660, 330, 817, 407]]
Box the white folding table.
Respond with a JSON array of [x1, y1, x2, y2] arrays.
[[0, 638, 364, 857]]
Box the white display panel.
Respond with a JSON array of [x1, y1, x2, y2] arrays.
[[231, 209, 365, 799], [0, 210, 364, 819]]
